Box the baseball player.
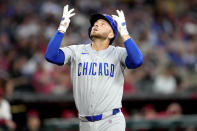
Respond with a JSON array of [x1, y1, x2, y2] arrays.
[[45, 5, 143, 131]]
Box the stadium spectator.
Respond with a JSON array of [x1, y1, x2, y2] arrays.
[[153, 64, 177, 94], [61, 109, 76, 119], [166, 102, 182, 119], [33, 61, 55, 94], [141, 104, 158, 120], [22, 110, 42, 131], [0, 0, 196, 96], [0, 88, 16, 130]]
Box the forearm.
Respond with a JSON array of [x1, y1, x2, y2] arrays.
[[124, 37, 143, 69], [45, 31, 65, 65], [45, 5, 75, 65]]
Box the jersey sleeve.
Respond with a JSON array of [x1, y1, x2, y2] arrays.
[[116, 47, 128, 67], [116, 37, 143, 69], [0, 100, 12, 120], [60, 45, 76, 64]]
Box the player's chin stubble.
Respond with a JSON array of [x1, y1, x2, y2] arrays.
[[90, 31, 107, 40]]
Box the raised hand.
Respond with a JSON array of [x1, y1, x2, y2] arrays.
[[112, 10, 129, 36], [58, 5, 75, 33]]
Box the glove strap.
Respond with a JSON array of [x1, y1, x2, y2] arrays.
[[120, 22, 129, 36], [58, 18, 70, 33]]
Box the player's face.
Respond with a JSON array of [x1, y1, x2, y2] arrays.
[[90, 19, 114, 41]]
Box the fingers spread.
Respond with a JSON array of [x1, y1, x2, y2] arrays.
[[68, 8, 75, 14], [64, 5, 68, 13], [120, 10, 125, 18], [112, 15, 119, 21], [116, 10, 121, 17], [68, 13, 75, 18], [63, 5, 75, 18]]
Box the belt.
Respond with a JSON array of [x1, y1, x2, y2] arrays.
[[79, 108, 120, 122]]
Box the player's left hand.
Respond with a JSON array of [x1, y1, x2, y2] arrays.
[[112, 10, 129, 36]]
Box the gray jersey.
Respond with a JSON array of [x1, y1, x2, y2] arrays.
[[60, 43, 128, 116]]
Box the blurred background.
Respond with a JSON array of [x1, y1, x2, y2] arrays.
[[0, 0, 197, 131]]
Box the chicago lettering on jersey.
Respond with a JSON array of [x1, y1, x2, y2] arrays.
[[78, 62, 114, 77]]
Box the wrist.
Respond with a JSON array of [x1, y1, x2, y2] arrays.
[[58, 30, 65, 34], [122, 35, 130, 42], [119, 26, 129, 36], [58, 19, 70, 33], [58, 26, 67, 33]]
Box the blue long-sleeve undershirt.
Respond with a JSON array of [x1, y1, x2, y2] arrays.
[[45, 31, 65, 65], [45, 31, 143, 69], [124, 38, 143, 69]]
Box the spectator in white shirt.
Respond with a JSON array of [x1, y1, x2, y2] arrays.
[[153, 65, 177, 94], [0, 88, 16, 130]]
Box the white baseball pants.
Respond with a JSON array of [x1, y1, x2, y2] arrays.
[[79, 112, 126, 131]]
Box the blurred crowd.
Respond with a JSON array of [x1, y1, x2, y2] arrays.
[[0, 0, 197, 130], [0, 0, 197, 96]]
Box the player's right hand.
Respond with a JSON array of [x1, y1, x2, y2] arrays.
[[58, 5, 75, 33]]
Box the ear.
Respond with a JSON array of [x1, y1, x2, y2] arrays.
[[108, 32, 114, 40]]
